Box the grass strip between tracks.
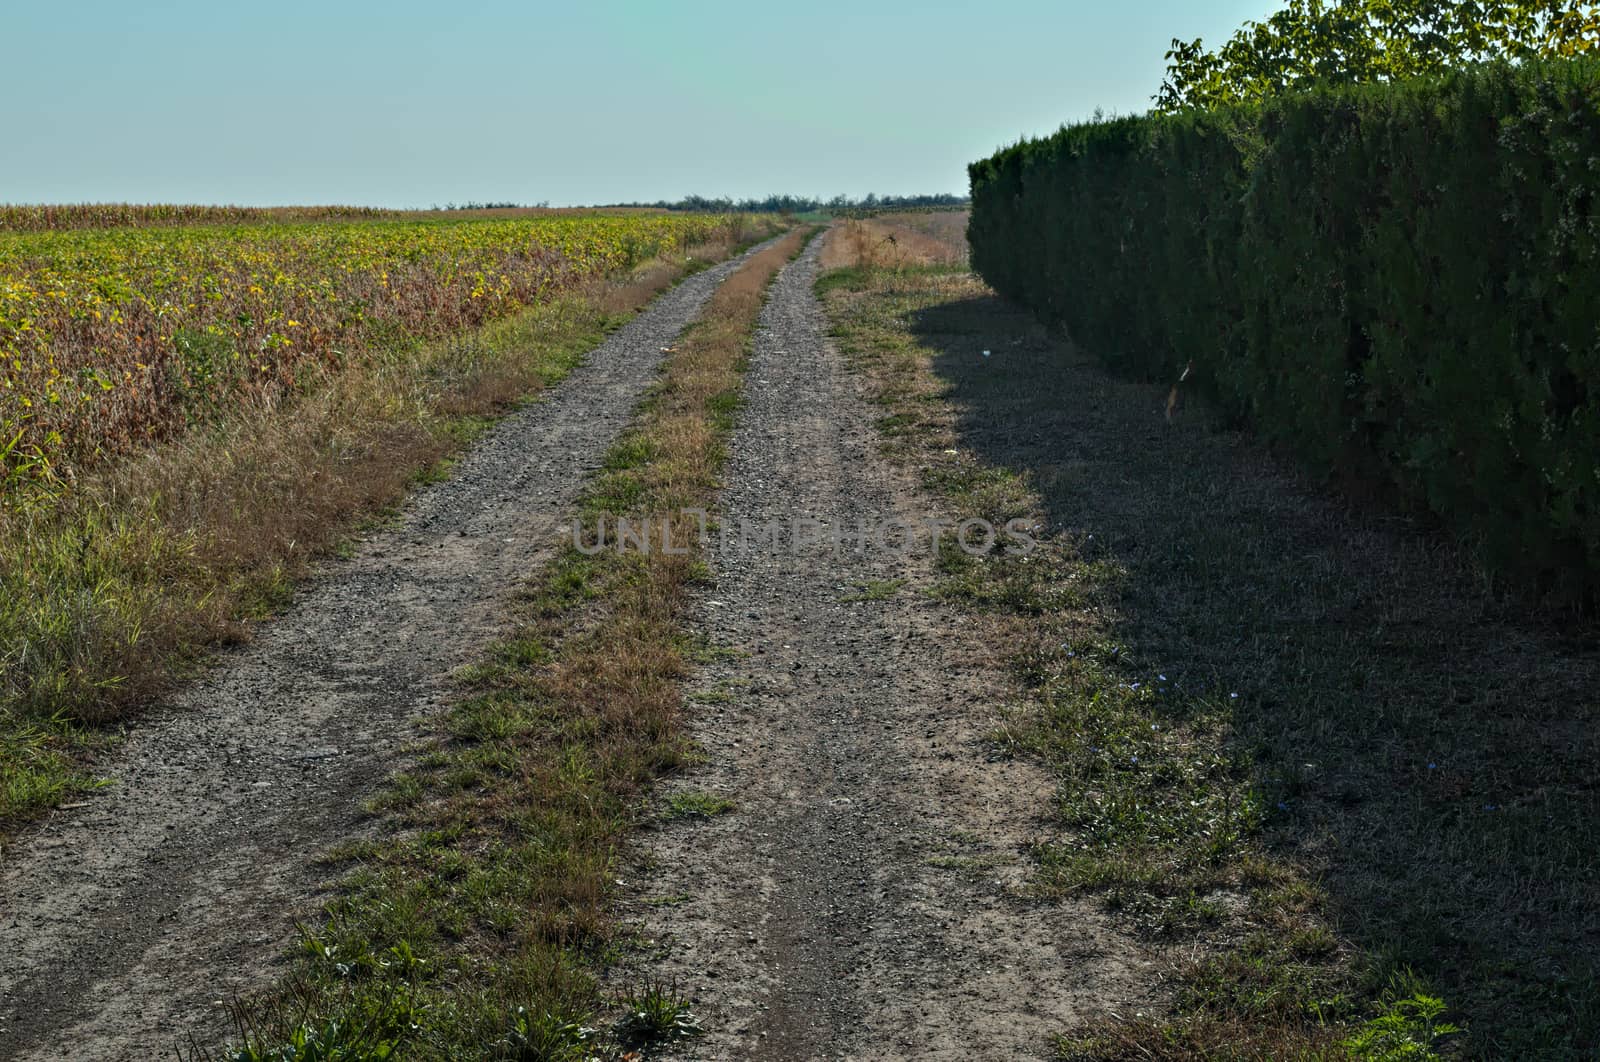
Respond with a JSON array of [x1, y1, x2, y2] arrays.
[[212, 227, 814, 1061], [0, 222, 776, 834], [815, 244, 1598, 1060]]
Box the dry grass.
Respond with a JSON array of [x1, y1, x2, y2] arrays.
[[817, 258, 1598, 1059], [218, 228, 813, 1060], [0, 223, 773, 831], [817, 211, 969, 271]]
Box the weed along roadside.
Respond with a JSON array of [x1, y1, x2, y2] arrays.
[[211, 227, 814, 1060], [816, 218, 1599, 1058]]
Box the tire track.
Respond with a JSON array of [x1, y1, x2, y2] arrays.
[[622, 239, 1152, 1060], [0, 241, 777, 1062]]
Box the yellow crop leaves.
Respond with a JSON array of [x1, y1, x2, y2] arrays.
[[0, 214, 728, 490]]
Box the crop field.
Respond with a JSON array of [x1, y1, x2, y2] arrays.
[[0, 213, 727, 487]]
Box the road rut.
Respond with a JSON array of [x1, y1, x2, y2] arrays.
[[0, 243, 771, 1062], [624, 240, 1151, 1059]]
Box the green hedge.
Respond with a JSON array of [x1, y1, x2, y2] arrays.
[[969, 61, 1600, 594]]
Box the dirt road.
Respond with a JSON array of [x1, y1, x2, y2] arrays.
[[0, 245, 768, 1061], [621, 240, 1149, 1059], [1, 234, 1148, 1061]]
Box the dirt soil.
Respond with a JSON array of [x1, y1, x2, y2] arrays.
[[616, 240, 1152, 1059], [0, 244, 770, 1062]]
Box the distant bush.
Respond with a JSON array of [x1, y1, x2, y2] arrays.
[[431, 201, 550, 210], [969, 59, 1600, 597]]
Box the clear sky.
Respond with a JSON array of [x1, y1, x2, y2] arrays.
[[3, 1, 1273, 207]]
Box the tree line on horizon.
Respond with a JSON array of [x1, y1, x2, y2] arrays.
[[629, 193, 968, 214], [426, 193, 968, 214]]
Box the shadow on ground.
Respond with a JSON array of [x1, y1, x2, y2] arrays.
[[909, 291, 1600, 1056]]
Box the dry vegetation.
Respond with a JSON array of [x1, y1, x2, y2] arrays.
[[219, 228, 814, 1061], [818, 218, 1597, 1058], [0, 220, 773, 830], [817, 211, 968, 271]]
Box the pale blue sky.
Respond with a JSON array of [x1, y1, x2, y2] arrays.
[[3, 1, 1272, 207]]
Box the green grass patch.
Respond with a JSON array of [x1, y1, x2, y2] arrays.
[[838, 578, 906, 603], [660, 791, 736, 820]]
